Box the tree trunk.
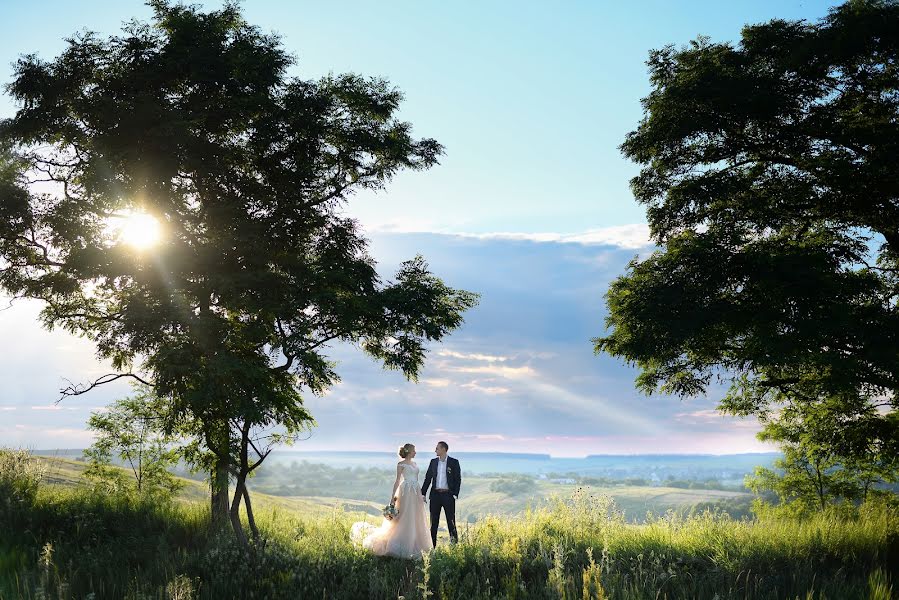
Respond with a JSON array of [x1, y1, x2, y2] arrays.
[[815, 462, 827, 511], [229, 475, 249, 549], [233, 418, 260, 543], [241, 481, 259, 541], [211, 453, 231, 528]]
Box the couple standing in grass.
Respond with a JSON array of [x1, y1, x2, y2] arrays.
[[351, 441, 461, 559]]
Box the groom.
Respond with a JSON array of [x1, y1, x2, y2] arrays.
[[421, 441, 461, 546]]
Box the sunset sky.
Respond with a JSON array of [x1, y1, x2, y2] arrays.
[[0, 0, 835, 456]]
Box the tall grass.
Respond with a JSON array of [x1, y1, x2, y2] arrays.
[[1, 451, 896, 599]]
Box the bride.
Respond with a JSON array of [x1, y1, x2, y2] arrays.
[[350, 443, 432, 558]]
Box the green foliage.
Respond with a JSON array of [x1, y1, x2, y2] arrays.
[[662, 477, 726, 490], [594, 0, 899, 483], [689, 496, 756, 520], [0, 449, 45, 525], [243, 460, 395, 501], [581, 548, 605, 600], [1, 462, 896, 599], [489, 475, 538, 496], [747, 449, 846, 518], [83, 386, 183, 502], [0, 0, 476, 527], [869, 568, 894, 600], [746, 397, 899, 514]]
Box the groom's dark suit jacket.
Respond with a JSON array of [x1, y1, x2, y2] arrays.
[[421, 456, 461, 498]]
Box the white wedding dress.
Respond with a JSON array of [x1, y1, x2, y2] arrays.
[[350, 461, 432, 558]]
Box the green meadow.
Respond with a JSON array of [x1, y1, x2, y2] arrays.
[[1, 451, 895, 599]]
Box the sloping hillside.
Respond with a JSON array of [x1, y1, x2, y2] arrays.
[[33, 456, 383, 519]]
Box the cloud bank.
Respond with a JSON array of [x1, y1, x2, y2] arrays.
[[0, 229, 765, 456]]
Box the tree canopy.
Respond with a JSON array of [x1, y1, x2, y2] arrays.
[[595, 0, 898, 472], [0, 0, 477, 534]]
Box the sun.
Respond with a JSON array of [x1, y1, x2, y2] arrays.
[[116, 211, 162, 249]]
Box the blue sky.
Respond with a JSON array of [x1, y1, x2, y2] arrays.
[[0, 0, 835, 455]]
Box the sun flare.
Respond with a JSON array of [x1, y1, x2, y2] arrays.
[[115, 211, 162, 249]]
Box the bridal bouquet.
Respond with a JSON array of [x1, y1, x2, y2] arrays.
[[382, 502, 398, 520]]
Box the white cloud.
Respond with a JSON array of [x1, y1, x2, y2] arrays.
[[452, 224, 652, 249], [522, 377, 661, 432], [674, 409, 723, 423], [674, 409, 761, 431], [421, 378, 452, 388], [42, 428, 96, 445], [369, 223, 653, 249], [449, 364, 536, 378], [437, 350, 509, 363], [390, 429, 509, 441], [0, 423, 96, 447], [461, 381, 511, 395], [0, 229, 776, 455], [473, 434, 506, 441], [427, 353, 662, 434], [366, 216, 466, 235]]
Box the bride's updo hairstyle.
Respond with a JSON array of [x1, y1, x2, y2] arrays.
[[398, 443, 415, 458]]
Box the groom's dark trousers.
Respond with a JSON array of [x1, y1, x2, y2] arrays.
[[429, 490, 457, 547]]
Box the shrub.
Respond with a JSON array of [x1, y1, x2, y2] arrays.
[[0, 448, 44, 520], [489, 475, 538, 496]]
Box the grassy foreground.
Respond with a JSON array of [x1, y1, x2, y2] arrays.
[[1, 452, 897, 599]]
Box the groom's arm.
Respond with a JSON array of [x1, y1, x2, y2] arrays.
[[421, 461, 434, 497], [452, 458, 462, 499]]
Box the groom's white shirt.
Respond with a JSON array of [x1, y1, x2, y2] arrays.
[[436, 455, 449, 489]]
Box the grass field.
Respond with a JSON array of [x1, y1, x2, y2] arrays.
[[452, 479, 751, 523], [35, 455, 385, 520], [2, 450, 896, 599]]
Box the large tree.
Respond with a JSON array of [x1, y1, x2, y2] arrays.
[[0, 0, 477, 535], [595, 0, 898, 470]]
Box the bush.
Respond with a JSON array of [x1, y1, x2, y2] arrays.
[[0, 448, 44, 520], [489, 475, 537, 496]]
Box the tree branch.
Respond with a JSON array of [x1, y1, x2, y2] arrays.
[[274, 317, 295, 372], [60, 373, 154, 399], [246, 435, 272, 473], [299, 330, 343, 353]]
